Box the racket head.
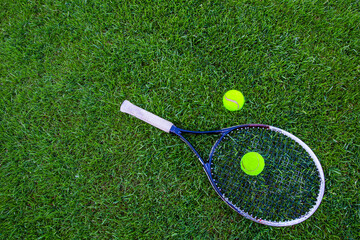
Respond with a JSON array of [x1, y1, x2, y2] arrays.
[[205, 124, 325, 227]]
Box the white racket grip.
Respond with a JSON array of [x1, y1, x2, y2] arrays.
[[120, 100, 174, 133]]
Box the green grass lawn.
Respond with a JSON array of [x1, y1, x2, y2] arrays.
[[1, 0, 359, 239]]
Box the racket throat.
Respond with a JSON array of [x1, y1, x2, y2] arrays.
[[171, 127, 221, 167], [203, 162, 211, 173]]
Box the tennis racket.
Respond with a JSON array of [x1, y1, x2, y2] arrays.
[[120, 100, 325, 227]]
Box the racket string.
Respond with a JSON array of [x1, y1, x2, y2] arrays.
[[210, 127, 321, 223]]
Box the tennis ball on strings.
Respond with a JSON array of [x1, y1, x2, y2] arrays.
[[241, 152, 265, 176], [223, 90, 245, 111]]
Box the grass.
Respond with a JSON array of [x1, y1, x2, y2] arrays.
[[0, 0, 359, 239]]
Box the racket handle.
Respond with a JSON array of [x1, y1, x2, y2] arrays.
[[120, 100, 174, 133]]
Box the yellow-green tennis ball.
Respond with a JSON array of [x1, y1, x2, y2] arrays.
[[223, 90, 245, 111], [241, 152, 265, 176]]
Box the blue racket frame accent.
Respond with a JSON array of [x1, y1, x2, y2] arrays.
[[170, 124, 270, 218]]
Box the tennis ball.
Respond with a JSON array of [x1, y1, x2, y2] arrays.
[[241, 152, 265, 176], [223, 90, 245, 111]]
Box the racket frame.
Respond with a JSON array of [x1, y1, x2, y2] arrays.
[[171, 124, 325, 227], [121, 100, 325, 227]]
